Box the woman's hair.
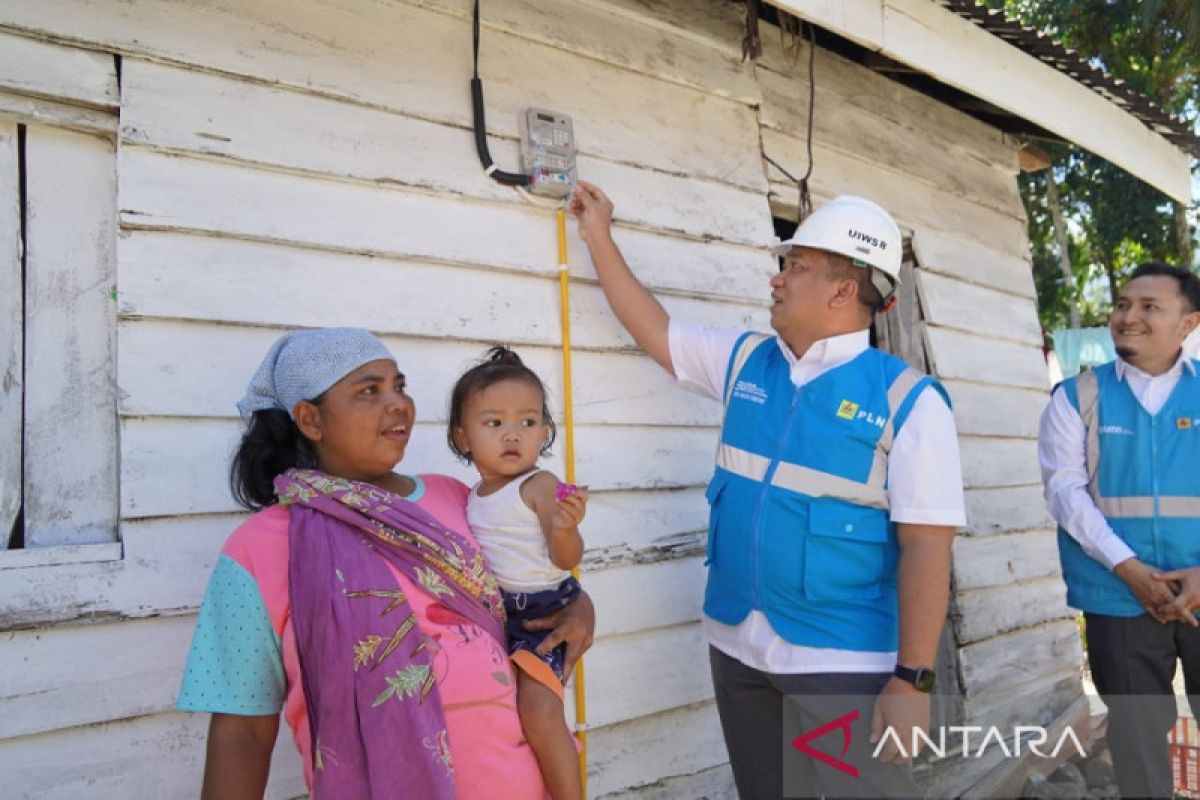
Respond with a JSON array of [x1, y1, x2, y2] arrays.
[[229, 407, 319, 510], [447, 346, 557, 463]]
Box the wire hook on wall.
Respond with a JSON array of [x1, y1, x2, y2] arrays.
[[763, 20, 817, 223]]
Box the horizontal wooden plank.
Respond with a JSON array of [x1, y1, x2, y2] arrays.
[[117, 150, 776, 303], [0, 29, 117, 108], [916, 270, 1042, 347], [0, 582, 706, 744], [119, 59, 773, 248], [0, 89, 116, 135], [961, 673, 1084, 733], [944, 381, 1046, 440], [404, 0, 758, 105], [590, 557, 705, 639], [912, 227, 1036, 300], [119, 417, 718, 518], [0, 0, 766, 191], [763, 133, 1027, 259], [117, 319, 722, 427], [116, 230, 769, 350], [952, 529, 1061, 592], [958, 436, 1041, 490], [582, 622, 712, 728], [580, 0, 747, 61], [963, 485, 1053, 536], [0, 711, 304, 800], [0, 616, 193, 739], [953, 576, 1072, 645], [757, 64, 1022, 219], [0, 515, 231, 630], [0, 542, 122, 570], [2, 514, 703, 636], [582, 488, 707, 557], [587, 700, 728, 798], [557, 420, 708, 496], [958, 619, 1083, 698], [924, 327, 1049, 391], [387, 0, 767, 192], [115, 146, 571, 273], [755, 33, 1015, 169], [0, 490, 709, 629]]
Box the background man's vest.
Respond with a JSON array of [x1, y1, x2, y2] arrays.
[[1057, 360, 1200, 617], [703, 333, 947, 651]]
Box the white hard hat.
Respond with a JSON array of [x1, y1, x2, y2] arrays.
[[772, 195, 903, 300]]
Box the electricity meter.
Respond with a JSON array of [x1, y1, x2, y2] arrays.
[[519, 108, 577, 199]]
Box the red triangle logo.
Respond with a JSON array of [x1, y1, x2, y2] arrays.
[[791, 708, 860, 778]]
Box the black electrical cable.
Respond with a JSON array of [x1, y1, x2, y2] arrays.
[[795, 21, 815, 221], [763, 20, 816, 222], [471, 0, 529, 186]]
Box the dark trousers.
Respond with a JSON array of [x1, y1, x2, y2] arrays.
[[710, 646, 922, 800], [1085, 613, 1200, 799]]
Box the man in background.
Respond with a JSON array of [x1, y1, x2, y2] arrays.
[[1040, 262, 1200, 799]]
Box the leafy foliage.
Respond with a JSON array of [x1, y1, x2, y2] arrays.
[[981, 0, 1198, 330]]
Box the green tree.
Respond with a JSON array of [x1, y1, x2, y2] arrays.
[[983, 0, 1199, 327]]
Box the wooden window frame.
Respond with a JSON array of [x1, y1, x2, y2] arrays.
[[0, 35, 120, 569]]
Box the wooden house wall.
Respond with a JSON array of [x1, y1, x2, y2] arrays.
[[0, 1, 1079, 797]]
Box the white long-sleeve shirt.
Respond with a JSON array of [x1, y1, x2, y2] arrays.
[[1038, 354, 1196, 570]]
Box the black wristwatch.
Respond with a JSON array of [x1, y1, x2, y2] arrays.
[[893, 664, 935, 693]]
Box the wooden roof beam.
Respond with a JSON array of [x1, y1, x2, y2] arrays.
[[764, 0, 1193, 203]]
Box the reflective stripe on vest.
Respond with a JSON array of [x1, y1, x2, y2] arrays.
[[715, 443, 889, 509], [1077, 369, 1103, 508], [1076, 369, 1200, 518], [723, 333, 770, 408], [1096, 496, 1200, 518], [716, 335, 926, 511]]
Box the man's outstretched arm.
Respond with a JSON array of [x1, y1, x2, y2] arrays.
[[569, 180, 672, 374]]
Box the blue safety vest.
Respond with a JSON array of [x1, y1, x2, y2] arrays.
[[1057, 360, 1200, 616], [702, 332, 947, 651]]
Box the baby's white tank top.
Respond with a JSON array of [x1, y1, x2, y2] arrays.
[[467, 470, 570, 593]]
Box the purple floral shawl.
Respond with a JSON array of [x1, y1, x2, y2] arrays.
[[276, 469, 506, 800]]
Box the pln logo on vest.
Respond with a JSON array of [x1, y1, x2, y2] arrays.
[[1178, 417, 1199, 430], [836, 399, 887, 429]]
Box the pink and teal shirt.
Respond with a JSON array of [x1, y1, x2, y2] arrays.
[[178, 474, 547, 798]]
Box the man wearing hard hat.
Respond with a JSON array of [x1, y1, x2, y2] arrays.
[[570, 181, 965, 799]]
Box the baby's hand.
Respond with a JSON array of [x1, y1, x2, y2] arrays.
[[552, 483, 588, 532]]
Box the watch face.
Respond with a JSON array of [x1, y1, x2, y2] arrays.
[[914, 668, 936, 692]]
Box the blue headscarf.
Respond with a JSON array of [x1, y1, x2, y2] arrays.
[[237, 328, 394, 422]]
